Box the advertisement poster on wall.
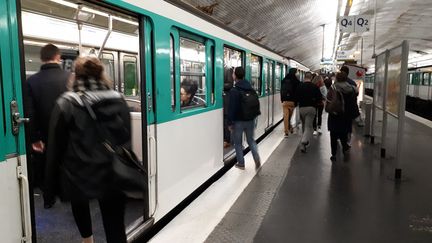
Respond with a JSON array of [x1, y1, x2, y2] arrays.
[[386, 47, 403, 116], [374, 53, 386, 109]]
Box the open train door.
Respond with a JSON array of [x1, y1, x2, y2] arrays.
[[0, 0, 32, 242]]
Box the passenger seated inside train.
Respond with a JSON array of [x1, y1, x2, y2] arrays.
[[180, 79, 205, 108]]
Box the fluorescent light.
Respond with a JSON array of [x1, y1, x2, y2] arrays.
[[49, 0, 138, 26]]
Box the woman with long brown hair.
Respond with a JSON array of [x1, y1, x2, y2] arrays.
[[45, 57, 130, 243]]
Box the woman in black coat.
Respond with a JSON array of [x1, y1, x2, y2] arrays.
[[327, 72, 359, 161], [45, 57, 130, 243]]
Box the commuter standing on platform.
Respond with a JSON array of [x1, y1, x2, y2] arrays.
[[26, 44, 69, 208], [228, 67, 261, 170], [312, 75, 327, 135], [327, 72, 358, 162], [294, 72, 322, 153], [280, 68, 300, 137]]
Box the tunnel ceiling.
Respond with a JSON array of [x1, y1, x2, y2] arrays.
[[176, 0, 432, 71]]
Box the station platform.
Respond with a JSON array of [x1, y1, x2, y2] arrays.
[[151, 112, 432, 243]]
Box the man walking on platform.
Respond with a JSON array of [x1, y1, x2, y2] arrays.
[[228, 67, 261, 170], [280, 68, 300, 137], [295, 72, 323, 153], [26, 44, 69, 208]]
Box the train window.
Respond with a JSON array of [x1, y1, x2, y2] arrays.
[[275, 64, 281, 92], [123, 55, 138, 96], [251, 55, 262, 95], [223, 47, 244, 87], [269, 62, 274, 94], [170, 35, 176, 111], [101, 53, 115, 87], [179, 37, 206, 110], [423, 73, 430, 85]]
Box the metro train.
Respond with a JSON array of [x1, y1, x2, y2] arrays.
[[364, 66, 432, 119], [0, 0, 309, 242]]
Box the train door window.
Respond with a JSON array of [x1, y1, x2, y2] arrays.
[[269, 62, 274, 94], [223, 46, 244, 86], [423, 73, 430, 85], [170, 35, 176, 110], [179, 37, 206, 110], [251, 55, 262, 95], [275, 64, 281, 92], [123, 55, 139, 96], [101, 52, 116, 87], [263, 62, 269, 94]]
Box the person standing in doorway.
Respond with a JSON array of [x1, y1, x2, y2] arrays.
[[280, 68, 300, 137], [228, 67, 261, 170], [26, 43, 69, 208], [294, 72, 322, 153], [45, 57, 129, 243]]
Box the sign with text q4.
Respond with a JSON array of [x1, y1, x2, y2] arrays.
[[339, 16, 354, 32], [339, 15, 371, 33]]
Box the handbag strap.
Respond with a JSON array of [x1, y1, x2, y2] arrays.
[[79, 93, 117, 152]]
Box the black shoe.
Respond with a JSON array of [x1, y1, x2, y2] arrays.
[[300, 142, 309, 153], [343, 150, 350, 161], [235, 163, 245, 170], [254, 160, 261, 170], [330, 156, 336, 162]]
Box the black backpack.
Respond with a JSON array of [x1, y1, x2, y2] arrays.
[[325, 84, 345, 115], [238, 88, 261, 120]]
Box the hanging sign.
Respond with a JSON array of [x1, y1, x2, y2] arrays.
[[339, 15, 371, 33]]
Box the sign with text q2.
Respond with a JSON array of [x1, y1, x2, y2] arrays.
[[355, 15, 371, 32], [339, 16, 354, 32]]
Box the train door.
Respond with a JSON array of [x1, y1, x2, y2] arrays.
[[266, 61, 274, 129], [222, 46, 244, 159], [0, 0, 32, 242], [18, 0, 154, 241]]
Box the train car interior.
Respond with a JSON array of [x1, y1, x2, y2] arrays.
[[19, 0, 149, 242]]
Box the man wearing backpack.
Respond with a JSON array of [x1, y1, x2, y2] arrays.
[[228, 67, 261, 170], [294, 72, 323, 153], [281, 68, 300, 137], [327, 72, 358, 161]]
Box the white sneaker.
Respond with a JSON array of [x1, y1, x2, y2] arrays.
[[313, 131, 318, 136], [317, 128, 322, 134]]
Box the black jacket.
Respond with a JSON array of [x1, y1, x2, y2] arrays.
[[228, 79, 254, 123], [294, 81, 322, 108], [280, 74, 300, 102], [26, 63, 69, 142], [45, 90, 131, 201], [327, 82, 359, 133], [223, 82, 233, 116]]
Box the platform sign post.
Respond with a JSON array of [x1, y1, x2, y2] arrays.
[[380, 51, 389, 158]]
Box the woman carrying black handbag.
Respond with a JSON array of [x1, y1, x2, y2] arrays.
[[45, 57, 133, 243]]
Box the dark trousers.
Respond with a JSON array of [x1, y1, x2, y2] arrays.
[[223, 116, 231, 143], [313, 105, 324, 130], [330, 131, 349, 156], [71, 194, 126, 243]]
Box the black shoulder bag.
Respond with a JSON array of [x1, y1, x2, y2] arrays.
[[80, 94, 147, 199]]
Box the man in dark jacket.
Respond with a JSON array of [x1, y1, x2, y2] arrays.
[[26, 44, 69, 207], [327, 72, 358, 161], [294, 72, 323, 153], [280, 68, 300, 137], [228, 67, 261, 170]]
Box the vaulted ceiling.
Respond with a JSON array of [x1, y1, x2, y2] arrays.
[[174, 0, 432, 71]]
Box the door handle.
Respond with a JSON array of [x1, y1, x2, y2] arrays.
[[17, 166, 32, 242], [10, 101, 30, 136]]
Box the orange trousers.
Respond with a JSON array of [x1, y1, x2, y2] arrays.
[[282, 101, 295, 135]]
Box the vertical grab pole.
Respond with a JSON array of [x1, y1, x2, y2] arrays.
[[98, 15, 113, 59]]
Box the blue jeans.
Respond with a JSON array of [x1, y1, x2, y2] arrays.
[[233, 120, 260, 166]]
